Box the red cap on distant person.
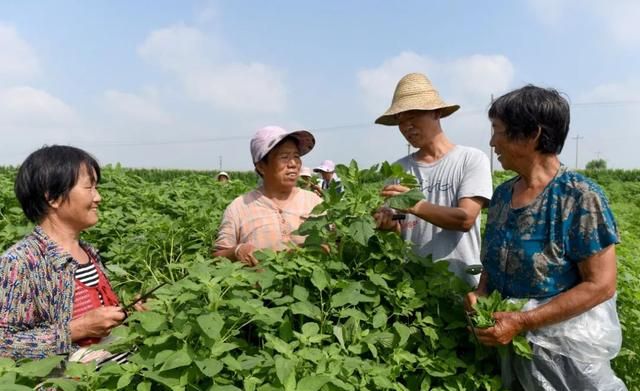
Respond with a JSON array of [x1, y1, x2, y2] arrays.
[[250, 126, 315, 164]]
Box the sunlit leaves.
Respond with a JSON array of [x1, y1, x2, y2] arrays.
[[471, 290, 533, 360], [387, 188, 425, 210]]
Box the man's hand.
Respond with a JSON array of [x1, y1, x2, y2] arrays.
[[373, 207, 400, 231], [311, 184, 324, 196], [380, 184, 411, 198], [381, 184, 426, 215], [70, 306, 126, 341], [130, 294, 150, 313], [235, 243, 259, 266], [474, 311, 526, 346]]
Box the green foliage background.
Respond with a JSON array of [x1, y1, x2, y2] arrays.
[[0, 165, 637, 390]]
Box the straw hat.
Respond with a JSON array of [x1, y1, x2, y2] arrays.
[[375, 73, 460, 126]]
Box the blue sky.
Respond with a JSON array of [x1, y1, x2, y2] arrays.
[[1, 0, 639, 170]]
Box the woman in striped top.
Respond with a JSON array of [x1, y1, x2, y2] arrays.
[[0, 145, 138, 360]]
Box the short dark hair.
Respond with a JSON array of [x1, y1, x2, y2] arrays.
[[488, 85, 570, 154], [15, 145, 101, 223]]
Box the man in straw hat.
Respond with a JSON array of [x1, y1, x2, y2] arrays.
[[213, 126, 322, 266], [374, 73, 492, 287]]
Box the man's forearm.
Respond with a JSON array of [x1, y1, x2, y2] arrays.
[[410, 201, 476, 231]]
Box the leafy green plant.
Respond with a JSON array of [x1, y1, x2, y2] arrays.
[[471, 291, 532, 360], [386, 189, 425, 211], [0, 165, 637, 389]]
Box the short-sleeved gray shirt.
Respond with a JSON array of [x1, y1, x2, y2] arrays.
[[395, 145, 493, 286]]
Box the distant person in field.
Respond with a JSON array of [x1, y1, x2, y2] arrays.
[[374, 72, 493, 287], [298, 166, 319, 194], [313, 160, 343, 194], [0, 146, 145, 362], [465, 86, 626, 389], [216, 171, 230, 183], [213, 126, 322, 266]]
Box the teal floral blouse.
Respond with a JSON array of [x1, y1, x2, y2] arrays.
[[482, 166, 619, 299]]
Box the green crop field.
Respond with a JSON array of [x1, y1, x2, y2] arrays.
[[0, 164, 637, 390]]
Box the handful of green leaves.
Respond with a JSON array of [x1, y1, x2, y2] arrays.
[[387, 188, 425, 210], [471, 290, 533, 359]]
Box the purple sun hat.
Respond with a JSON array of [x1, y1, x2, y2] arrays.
[[250, 126, 315, 164]]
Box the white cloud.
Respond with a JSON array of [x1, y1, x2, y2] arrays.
[[579, 80, 640, 102], [138, 24, 211, 73], [0, 86, 82, 164], [195, 1, 219, 25], [357, 51, 436, 114], [0, 86, 76, 126], [357, 52, 514, 115], [138, 24, 287, 113], [103, 89, 172, 124], [527, 0, 640, 47], [0, 22, 40, 81], [446, 55, 514, 103], [597, 1, 640, 47], [183, 63, 286, 113]]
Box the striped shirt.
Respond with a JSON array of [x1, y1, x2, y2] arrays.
[[0, 226, 112, 359], [72, 262, 104, 320], [215, 187, 322, 251], [75, 263, 100, 287], [73, 261, 129, 366]]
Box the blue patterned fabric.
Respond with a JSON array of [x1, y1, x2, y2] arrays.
[[482, 166, 619, 299]]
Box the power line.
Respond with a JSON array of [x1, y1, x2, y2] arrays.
[[54, 98, 640, 149], [572, 100, 640, 107]]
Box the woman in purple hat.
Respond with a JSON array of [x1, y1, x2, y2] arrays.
[[213, 126, 322, 266]]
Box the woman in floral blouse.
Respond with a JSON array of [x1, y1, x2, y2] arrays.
[[0, 146, 131, 360], [465, 86, 626, 390]]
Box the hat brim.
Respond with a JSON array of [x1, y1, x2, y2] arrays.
[[256, 130, 316, 164], [375, 104, 460, 126], [287, 130, 315, 156]]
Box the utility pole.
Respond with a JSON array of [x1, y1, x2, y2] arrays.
[[489, 94, 494, 172], [219, 155, 222, 170], [407, 143, 411, 156], [572, 134, 584, 169]]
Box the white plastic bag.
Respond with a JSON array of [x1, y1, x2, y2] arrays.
[[524, 295, 622, 361], [501, 294, 627, 390]]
